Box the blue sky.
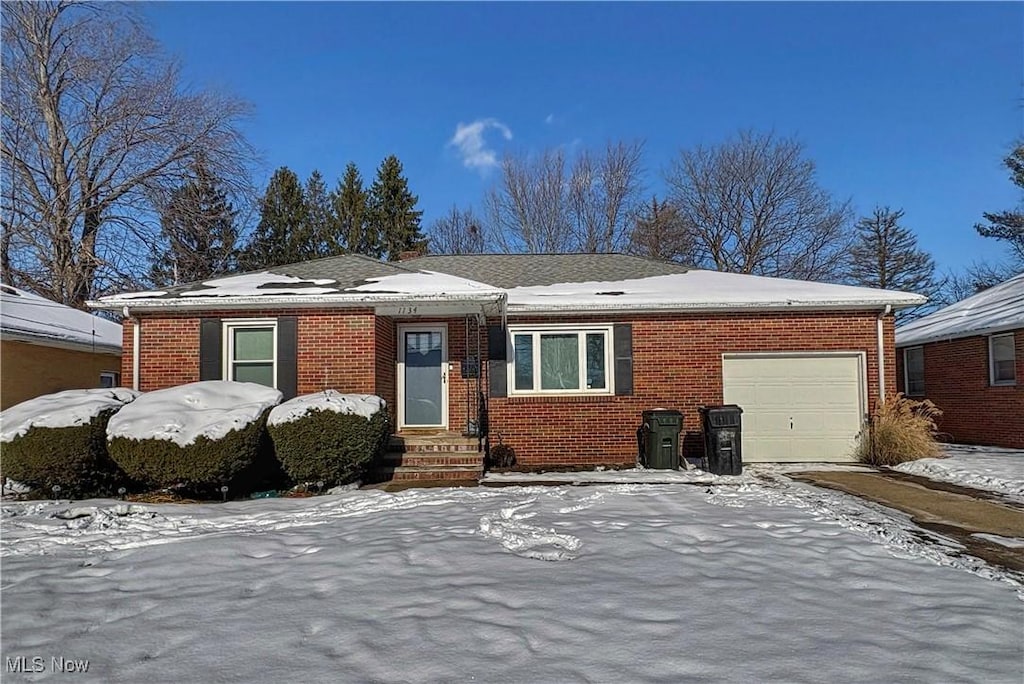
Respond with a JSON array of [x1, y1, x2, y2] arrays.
[[142, 2, 1022, 274]]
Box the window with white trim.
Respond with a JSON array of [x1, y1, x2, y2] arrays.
[[509, 326, 613, 394], [903, 346, 925, 395], [989, 333, 1016, 385], [223, 320, 277, 388]]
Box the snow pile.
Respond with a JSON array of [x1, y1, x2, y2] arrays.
[[106, 381, 282, 446], [482, 466, 760, 485], [182, 272, 337, 297], [1, 285, 123, 351], [1, 483, 1020, 682], [268, 390, 384, 427], [894, 444, 1024, 503], [505, 269, 926, 312], [345, 270, 502, 296], [897, 272, 1023, 346], [0, 388, 139, 442]]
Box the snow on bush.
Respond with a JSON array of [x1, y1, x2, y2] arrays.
[[107, 381, 283, 493], [0, 388, 139, 497], [267, 390, 389, 486]]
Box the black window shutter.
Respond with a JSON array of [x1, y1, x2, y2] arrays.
[[488, 360, 507, 398], [199, 319, 222, 381], [487, 324, 507, 361], [277, 316, 298, 400], [613, 324, 633, 396]]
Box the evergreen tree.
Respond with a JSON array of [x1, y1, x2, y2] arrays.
[[331, 163, 373, 257], [304, 169, 336, 258], [239, 167, 308, 270], [846, 207, 939, 319], [975, 143, 1024, 270], [150, 156, 239, 287], [368, 155, 425, 261], [627, 196, 693, 263]]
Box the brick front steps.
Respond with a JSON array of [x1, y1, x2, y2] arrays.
[[376, 433, 484, 483]]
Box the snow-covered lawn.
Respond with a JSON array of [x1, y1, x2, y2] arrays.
[[2, 476, 1021, 682], [894, 444, 1024, 504]]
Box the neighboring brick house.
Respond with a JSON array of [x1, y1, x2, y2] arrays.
[[91, 254, 923, 475], [895, 273, 1023, 449], [1, 285, 123, 409]]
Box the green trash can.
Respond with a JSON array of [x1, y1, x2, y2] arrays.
[[641, 409, 683, 469]]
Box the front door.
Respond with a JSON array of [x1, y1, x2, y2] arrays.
[[398, 325, 448, 429]]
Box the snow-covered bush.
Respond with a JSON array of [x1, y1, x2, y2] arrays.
[[857, 393, 943, 466], [1, 388, 139, 497], [107, 381, 282, 494], [267, 391, 389, 486]]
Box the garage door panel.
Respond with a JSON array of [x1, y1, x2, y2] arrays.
[[722, 355, 864, 463]]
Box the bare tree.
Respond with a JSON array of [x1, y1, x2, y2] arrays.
[[427, 205, 487, 254], [663, 130, 853, 281], [1, 1, 255, 307], [485, 141, 645, 254]]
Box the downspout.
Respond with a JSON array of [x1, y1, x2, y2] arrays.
[[876, 305, 892, 404], [123, 306, 140, 391]]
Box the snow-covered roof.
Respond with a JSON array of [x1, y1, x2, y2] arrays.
[[896, 272, 1024, 347], [505, 269, 926, 314], [88, 254, 925, 315], [90, 269, 506, 314], [1, 285, 122, 354]]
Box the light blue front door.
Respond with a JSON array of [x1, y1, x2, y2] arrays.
[[401, 327, 446, 427]]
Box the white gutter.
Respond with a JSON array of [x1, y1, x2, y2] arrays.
[[124, 306, 140, 392], [877, 305, 892, 403], [87, 291, 505, 312]]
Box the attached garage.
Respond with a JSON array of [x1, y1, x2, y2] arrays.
[[722, 353, 867, 462]]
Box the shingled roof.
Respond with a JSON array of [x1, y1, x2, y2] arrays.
[[402, 253, 689, 288]]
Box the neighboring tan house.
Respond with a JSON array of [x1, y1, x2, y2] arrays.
[[90, 254, 924, 478], [1, 285, 123, 410], [896, 273, 1023, 449]]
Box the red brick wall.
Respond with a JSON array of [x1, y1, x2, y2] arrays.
[[374, 316, 396, 415], [896, 329, 1023, 448], [126, 308, 378, 395], [487, 311, 895, 468]]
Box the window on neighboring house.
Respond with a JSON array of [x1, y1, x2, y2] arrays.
[[989, 333, 1016, 385], [99, 371, 120, 389], [904, 347, 925, 395], [509, 327, 613, 394], [223, 320, 277, 388]]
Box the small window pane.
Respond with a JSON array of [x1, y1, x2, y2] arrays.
[[905, 348, 925, 395], [233, 363, 275, 387], [540, 334, 579, 390], [586, 333, 606, 389], [992, 335, 1016, 383], [234, 328, 274, 361], [514, 334, 534, 390]]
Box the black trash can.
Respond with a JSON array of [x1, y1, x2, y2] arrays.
[[640, 409, 683, 469], [700, 405, 743, 475]]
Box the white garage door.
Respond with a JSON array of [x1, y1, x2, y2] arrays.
[[722, 354, 866, 463]]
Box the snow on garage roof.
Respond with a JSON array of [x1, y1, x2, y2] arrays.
[[1, 285, 122, 354], [896, 272, 1024, 347], [504, 269, 926, 314]]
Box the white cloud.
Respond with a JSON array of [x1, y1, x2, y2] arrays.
[[448, 118, 513, 172], [544, 113, 555, 125]]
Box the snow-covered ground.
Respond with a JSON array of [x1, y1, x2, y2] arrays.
[[2, 475, 1021, 682], [894, 444, 1024, 504]]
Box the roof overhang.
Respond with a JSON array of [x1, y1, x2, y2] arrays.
[[896, 322, 1024, 348], [88, 292, 507, 317], [1, 329, 121, 356], [505, 297, 925, 317]]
